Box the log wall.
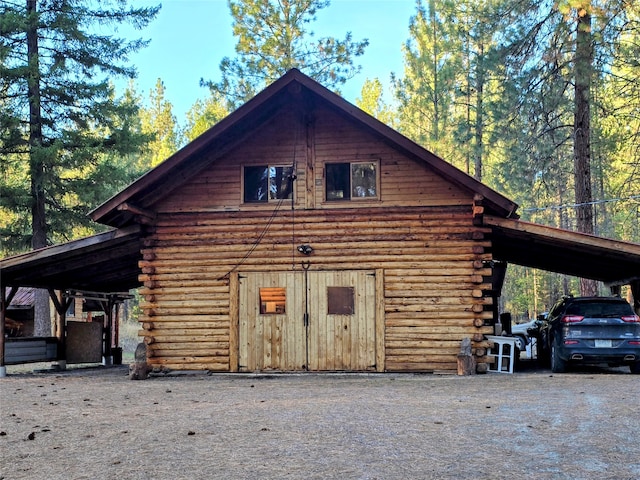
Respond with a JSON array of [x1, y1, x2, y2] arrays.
[[138, 207, 494, 372]]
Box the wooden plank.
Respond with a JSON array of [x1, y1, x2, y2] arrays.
[[228, 272, 239, 372], [376, 269, 385, 372]]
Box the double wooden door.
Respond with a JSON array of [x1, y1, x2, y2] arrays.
[[239, 270, 376, 371]]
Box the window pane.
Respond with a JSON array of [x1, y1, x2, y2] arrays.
[[244, 166, 268, 203], [352, 162, 377, 198], [269, 166, 294, 200], [327, 287, 355, 315], [260, 287, 286, 314], [326, 163, 351, 201]]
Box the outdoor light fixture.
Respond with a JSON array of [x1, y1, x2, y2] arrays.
[[297, 244, 313, 255]]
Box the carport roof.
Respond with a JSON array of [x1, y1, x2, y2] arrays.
[[484, 215, 640, 285], [0, 225, 142, 293]]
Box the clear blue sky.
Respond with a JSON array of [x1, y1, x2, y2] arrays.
[[122, 0, 418, 119]]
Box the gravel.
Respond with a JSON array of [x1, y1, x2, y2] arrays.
[[1, 365, 638, 480]]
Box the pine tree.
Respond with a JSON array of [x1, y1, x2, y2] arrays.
[[355, 78, 396, 128], [140, 79, 181, 168], [394, 0, 459, 158], [0, 0, 159, 334], [498, 0, 639, 295], [184, 93, 230, 143], [201, 0, 369, 109]]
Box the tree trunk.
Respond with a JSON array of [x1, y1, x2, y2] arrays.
[[473, 41, 484, 182], [573, 7, 597, 297], [429, 0, 440, 143], [27, 0, 51, 335]]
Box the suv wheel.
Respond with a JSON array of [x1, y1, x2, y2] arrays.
[[631, 363, 640, 375], [514, 336, 526, 352], [551, 342, 567, 373]]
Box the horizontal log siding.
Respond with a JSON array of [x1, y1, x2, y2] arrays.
[[138, 207, 493, 373]]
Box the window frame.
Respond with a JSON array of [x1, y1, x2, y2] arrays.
[[242, 164, 295, 204], [325, 160, 379, 202]]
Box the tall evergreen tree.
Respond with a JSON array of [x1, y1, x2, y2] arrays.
[[498, 0, 639, 295], [393, 0, 459, 159], [0, 0, 159, 334], [394, 0, 512, 179], [140, 79, 181, 168], [355, 78, 396, 127], [202, 0, 369, 109], [184, 93, 229, 143]]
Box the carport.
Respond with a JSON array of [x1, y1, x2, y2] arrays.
[[1, 217, 640, 374], [0, 225, 143, 374], [484, 215, 640, 290]]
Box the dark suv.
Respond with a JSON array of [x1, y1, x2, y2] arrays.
[[539, 296, 640, 374]]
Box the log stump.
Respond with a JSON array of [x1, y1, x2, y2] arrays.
[[129, 342, 150, 380], [457, 337, 476, 376]]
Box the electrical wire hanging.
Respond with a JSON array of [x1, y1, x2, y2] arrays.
[[291, 112, 300, 271], [219, 111, 301, 281], [523, 194, 640, 213], [218, 195, 287, 281]]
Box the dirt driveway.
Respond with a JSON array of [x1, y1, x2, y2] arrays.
[[1, 365, 638, 480]]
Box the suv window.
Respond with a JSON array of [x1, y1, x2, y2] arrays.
[[566, 300, 634, 317]]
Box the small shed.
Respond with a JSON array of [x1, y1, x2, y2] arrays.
[[2, 69, 640, 374]]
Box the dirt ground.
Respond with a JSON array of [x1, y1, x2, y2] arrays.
[[0, 364, 638, 480]]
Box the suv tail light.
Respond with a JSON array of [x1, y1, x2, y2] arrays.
[[562, 315, 584, 323], [622, 315, 640, 323]]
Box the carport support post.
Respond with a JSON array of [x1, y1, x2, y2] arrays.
[[49, 289, 68, 370], [631, 280, 640, 316], [102, 296, 114, 365], [0, 287, 6, 377]]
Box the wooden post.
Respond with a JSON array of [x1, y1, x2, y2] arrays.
[[631, 280, 640, 317], [49, 289, 69, 369], [114, 300, 120, 348], [0, 287, 7, 377], [457, 338, 476, 375], [104, 297, 114, 364], [229, 272, 239, 372]]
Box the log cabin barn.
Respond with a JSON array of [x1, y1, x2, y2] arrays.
[[91, 68, 519, 374], [2, 69, 640, 375]]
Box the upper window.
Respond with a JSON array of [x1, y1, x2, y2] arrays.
[[244, 165, 294, 203], [326, 161, 377, 201]]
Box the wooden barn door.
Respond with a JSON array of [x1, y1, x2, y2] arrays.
[[239, 270, 376, 372], [307, 270, 377, 371], [239, 272, 306, 371]]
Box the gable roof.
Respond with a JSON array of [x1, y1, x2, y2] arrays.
[[91, 69, 518, 228]]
